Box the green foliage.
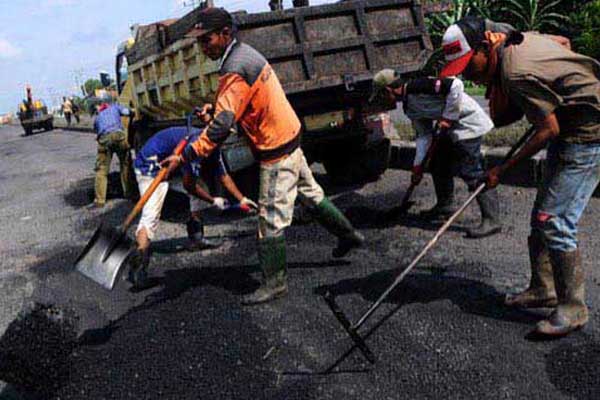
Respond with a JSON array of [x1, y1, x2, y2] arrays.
[[570, 0, 600, 59], [503, 0, 569, 31], [83, 79, 103, 96]]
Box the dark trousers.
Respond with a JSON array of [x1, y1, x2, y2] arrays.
[[429, 136, 485, 202]]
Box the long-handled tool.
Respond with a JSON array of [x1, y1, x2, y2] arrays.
[[386, 130, 441, 218], [74, 116, 194, 290], [325, 126, 536, 363]]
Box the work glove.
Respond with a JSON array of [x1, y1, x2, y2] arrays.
[[411, 165, 424, 185], [239, 197, 258, 214], [212, 197, 230, 211], [194, 104, 214, 124]]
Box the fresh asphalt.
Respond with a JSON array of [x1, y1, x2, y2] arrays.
[[1, 124, 599, 399]]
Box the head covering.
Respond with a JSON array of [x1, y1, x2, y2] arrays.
[[369, 69, 402, 103], [440, 16, 486, 78], [186, 7, 233, 38]]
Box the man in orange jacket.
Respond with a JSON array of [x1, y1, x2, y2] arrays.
[[162, 7, 364, 305]]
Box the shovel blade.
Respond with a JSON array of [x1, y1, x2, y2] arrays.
[[74, 224, 132, 290], [323, 291, 376, 364]]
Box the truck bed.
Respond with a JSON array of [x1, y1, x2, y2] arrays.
[[127, 0, 432, 117]]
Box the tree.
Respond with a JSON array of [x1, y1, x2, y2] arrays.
[[83, 79, 103, 96], [570, 0, 600, 59]]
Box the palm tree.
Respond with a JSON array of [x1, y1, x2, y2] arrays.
[[503, 0, 569, 31]]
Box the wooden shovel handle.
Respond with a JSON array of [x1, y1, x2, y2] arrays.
[[122, 138, 189, 230]]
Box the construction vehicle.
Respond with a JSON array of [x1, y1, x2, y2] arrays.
[[17, 86, 54, 136], [116, 0, 439, 185]]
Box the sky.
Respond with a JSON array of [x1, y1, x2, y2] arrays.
[[0, 0, 332, 114]]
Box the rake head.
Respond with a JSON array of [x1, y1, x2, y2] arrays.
[[323, 291, 376, 364]]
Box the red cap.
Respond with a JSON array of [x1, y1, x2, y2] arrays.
[[439, 24, 474, 78]]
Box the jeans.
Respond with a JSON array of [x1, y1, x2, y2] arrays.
[[430, 135, 485, 191], [531, 139, 600, 252]]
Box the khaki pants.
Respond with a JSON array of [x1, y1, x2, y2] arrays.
[[94, 130, 133, 205], [258, 148, 325, 238]]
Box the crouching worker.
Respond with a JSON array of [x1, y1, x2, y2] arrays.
[[161, 7, 364, 305], [128, 126, 256, 289], [370, 70, 500, 238]]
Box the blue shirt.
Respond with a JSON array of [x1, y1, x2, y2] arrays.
[[134, 126, 227, 178], [93, 104, 130, 137]]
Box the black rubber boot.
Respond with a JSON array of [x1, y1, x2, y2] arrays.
[[127, 247, 152, 290], [466, 188, 502, 238], [312, 198, 364, 258], [241, 236, 288, 306], [535, 249, 588, 336], [504, 233, 558, 308], [186, 217, 222, 251], [420, 173, 456, 221]]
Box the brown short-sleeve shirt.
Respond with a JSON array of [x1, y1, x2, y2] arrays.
[[500, 33, 600, 143]]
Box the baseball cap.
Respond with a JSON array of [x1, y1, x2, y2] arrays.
[[186, 7, 233, 38], [440, 16, 486, 78], [369, 69, 401, 103]]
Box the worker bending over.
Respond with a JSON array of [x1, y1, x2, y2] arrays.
[[371, 71, 500, 238], [128, 126, 256, 289]]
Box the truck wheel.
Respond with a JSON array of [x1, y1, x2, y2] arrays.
[[24, 127, 32, 136], [323, 138, 391, 185], [45, 121, 53, 131]]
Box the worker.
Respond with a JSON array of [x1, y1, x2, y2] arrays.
[[72, 99, 80, 124], [161, 7, 364, 305], [439, 17, 600, 336], [370, 70, 499, 238], [62, 97, 73, 126], [91, 103, 134, 208], [128, 125, 256, 289]]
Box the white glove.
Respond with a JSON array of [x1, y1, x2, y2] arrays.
[[240, 197, 258, 211], [212, 197, 230, 210]]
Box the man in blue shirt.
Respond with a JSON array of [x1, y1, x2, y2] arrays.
[[128, 126, 257, 289], [91, 102, 134, 208]]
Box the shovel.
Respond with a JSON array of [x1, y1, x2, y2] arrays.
[[324, 126, 536, 363], [75, 123, 193, 290]]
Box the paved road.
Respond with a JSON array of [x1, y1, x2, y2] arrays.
[[1, 124, 600, 399]]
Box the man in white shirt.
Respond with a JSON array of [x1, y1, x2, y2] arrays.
[[371, 69, 500, 238]]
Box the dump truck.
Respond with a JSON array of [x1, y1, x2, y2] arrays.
[[116, 0, 437, 185], [17, 86, 54, 136]]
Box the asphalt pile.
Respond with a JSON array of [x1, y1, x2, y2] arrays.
[[0, 303, 78, 398]]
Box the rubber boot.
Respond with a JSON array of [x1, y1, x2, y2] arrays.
[[535, 249, 588, 336], [186, 217, 222, 251], [312, 197, 364, 258], [504, 233, 558, 308], [420, 174, 456, 221], [241, 236, 288, 305], [127, 247, 152, 290], [465, 188, 502, 238]]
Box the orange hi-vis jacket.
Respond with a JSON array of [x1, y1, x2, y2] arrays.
[[183, 40, 301, 164]]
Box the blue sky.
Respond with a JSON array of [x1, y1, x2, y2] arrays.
[[0, 0, 332, 114]]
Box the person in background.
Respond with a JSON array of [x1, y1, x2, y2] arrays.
[[91, 103, 134, 208]]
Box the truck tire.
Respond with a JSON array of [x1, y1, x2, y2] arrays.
[[323, 138, 391, 185], [45, 121, 53, 131], [23, 126, 32, 136]]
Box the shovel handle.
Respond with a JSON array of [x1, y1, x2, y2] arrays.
[[122, 138, 189, 230]]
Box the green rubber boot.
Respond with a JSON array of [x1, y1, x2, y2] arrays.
[[241, 236, 288, 306], [127, 247, 152, 290], [535, 249, 588, 336], [313, 197, 364, 258], [505, 233, 558, 308]]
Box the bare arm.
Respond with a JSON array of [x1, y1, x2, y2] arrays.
[[488, 113, 560, 187], [183, 173, 214, 204], [220, 174, 244, 203]]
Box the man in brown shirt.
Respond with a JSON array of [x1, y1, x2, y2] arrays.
[[440, 16, 600, 336]]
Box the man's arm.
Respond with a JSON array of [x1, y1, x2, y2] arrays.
[[487, 113, 559, 187], [183, 172, 214, 204]]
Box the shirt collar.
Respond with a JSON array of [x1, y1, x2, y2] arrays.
[[218, 38, 237, 70]]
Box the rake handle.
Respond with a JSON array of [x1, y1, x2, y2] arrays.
[[122, 138, 189, 230], [353, 125, 536, 331]]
